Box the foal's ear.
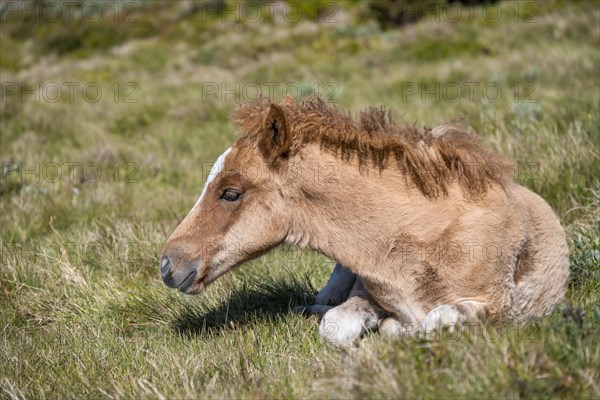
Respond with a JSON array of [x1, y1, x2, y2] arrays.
[[259, 104, 290, 165]]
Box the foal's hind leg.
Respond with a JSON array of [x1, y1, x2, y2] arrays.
[[378, 301, 487, 340], [378, 317, 409, 339], [418, 301, 487, 335], [319, 278, 383, 347], [293, 263, 356, 316]]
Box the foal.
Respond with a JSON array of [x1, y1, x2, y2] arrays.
[[160, 96, 569, 347]]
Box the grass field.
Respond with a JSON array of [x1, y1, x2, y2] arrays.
[[1, 0, 599, 398]]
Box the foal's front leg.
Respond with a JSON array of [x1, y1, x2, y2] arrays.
[[293, 263, 357, 316], [318, 278, 384, 348], [315, 263, 357, 306]]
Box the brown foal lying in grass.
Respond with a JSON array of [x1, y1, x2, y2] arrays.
[[160, 96, 569, 347]]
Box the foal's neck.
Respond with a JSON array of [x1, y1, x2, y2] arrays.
[[285, 145, 460, 276]]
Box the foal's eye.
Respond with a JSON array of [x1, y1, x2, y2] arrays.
[[220, 189, 242, 202]]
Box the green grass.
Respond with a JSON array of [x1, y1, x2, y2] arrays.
[[1, 0, 599, 398]]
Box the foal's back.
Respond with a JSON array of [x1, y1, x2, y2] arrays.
[[511, 183, 569, 320]]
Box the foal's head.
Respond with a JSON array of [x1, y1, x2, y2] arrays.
[[160, 103, 294, 294]]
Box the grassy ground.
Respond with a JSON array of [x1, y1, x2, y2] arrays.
[[1, 1, 599, 398]]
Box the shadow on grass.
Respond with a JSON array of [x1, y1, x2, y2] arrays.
[[172, 274, 316, 338]]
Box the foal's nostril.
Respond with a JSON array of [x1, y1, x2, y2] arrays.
[[160, 252, 201, 291], [160, 256, 171, 277]]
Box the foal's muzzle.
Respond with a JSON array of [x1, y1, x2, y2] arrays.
[[160, 254, 200, 293]]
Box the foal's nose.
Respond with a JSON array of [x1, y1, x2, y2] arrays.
[[160, 250, 200, 293], [160, 256, 171, 277]]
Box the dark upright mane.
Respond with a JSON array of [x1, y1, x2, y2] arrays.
[[232, 96, 513, 198]]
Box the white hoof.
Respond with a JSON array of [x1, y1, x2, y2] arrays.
[[419, 304, 465, 333], [378, 317, 407, 339], [319, 305, 377, 347], [319, 307, 366, 348]]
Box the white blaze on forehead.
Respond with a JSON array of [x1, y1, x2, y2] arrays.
[[193, 146, 232, 209]]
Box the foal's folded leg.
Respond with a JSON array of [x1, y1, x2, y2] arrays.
[[315, 263, 357, 306], [379, 301, 488, 340], [418, 301, 487, 336], [378, 317, 408, 338], [318, 278, 383, 348], [293, 263, 356, 316]]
